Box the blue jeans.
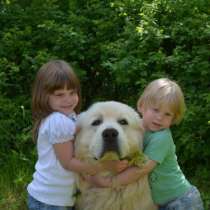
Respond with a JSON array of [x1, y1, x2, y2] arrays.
[[159, 186, 204, 210], [27, 194, 74, 210]]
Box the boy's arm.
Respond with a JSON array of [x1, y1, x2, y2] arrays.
[[115, 159, 157, 185], [86, 159, 157, 187]]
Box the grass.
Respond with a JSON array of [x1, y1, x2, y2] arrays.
[[0, 186, 27, 210], [1, 151, 210, 210], [0, 150, 34, 210]]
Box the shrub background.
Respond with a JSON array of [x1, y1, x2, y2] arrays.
[[0, 0, 209, 209]]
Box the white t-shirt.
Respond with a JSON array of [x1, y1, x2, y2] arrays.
[[27, 112, 77, 206]]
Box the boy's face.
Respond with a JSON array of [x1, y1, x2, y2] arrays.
[[138, 104, 174, 131]]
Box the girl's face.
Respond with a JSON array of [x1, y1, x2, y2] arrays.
[[138, 104, 174, 131], [48, 86, 79, 116]]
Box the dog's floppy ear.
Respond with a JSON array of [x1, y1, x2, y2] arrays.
[[76, 111, 87, 133]]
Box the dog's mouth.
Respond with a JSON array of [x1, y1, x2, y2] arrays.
[[98, 127, 121, 160], [100, 151, 120, 161]]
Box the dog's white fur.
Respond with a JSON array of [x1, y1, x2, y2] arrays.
[[74, 101, 157, 210]]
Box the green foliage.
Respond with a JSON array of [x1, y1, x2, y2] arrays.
[[0, 0, 209, 209]]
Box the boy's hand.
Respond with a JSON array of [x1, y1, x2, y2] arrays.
[[102, 160, 128, 173]]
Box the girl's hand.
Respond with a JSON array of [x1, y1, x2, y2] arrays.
[[102, 160, 128, 173]]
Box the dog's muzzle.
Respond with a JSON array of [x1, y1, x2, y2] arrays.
[[101, 128, 120, 157]]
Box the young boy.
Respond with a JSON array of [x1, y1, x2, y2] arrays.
[[87, 78, 204, 210]]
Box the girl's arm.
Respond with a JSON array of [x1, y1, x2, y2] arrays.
[[86, 159, 157, 187], [53, 140, 128, 175]]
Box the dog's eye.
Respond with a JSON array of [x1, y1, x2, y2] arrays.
[[118, 119, 128, 125], [91, 119, 102, 126]]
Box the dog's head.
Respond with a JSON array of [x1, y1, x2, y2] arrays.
[[75, 101, 144, 161]]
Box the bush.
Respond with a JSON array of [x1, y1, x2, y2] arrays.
[[0, 0, 209, 208]]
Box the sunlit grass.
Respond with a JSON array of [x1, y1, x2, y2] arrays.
[[0, 186, 27, 210], [1, 150, 209, 210], [0, 150, 35, 210]]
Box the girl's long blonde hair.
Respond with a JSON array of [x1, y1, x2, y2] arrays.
[[32, 60, 81, 141]]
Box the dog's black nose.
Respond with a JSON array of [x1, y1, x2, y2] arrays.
[[102, 128, 118, 140], [101, 128, 120, 158]]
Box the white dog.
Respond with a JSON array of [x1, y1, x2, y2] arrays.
[[74, 101, 157, 210]]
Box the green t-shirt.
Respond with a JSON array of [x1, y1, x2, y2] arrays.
[[143, 128, 191, 205]]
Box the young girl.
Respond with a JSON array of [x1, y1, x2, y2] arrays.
[[87, 78, 204, 210], [27, 60, 127, 210]]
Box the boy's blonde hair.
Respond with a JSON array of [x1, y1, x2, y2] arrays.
[[137, 78, 186, 124]]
